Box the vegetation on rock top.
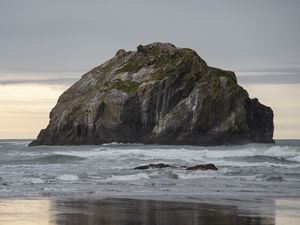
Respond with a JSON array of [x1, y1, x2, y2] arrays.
[[111, 79, 140, 95]]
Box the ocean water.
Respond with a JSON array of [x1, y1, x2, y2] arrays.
[[0, 140, 300, 198]]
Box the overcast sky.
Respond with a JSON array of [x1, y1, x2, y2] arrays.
[[0, 0, 299, 139], [1, 0, 300, 71]]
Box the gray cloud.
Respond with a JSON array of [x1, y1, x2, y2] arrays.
[[1, 0, 300, 73], [0, 68, 87, 74], [1, 1, 300, 86]]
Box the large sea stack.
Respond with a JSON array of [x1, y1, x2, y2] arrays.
[[30, 43, 274, 146]]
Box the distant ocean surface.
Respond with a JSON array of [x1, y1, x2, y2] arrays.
[[0, 140, 300, 198]]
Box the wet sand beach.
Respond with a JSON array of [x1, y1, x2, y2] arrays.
[[0, 197, 299, 225]]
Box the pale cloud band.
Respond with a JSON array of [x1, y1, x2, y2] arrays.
[[0, 68, 299, 139]]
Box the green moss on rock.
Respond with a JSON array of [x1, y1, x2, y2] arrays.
[[100, 63, 113, 74], [150, 68, 165, 80], [111, 80, 140, 95], [208, 67, 237, 84], [118, 60, 141, 73], [178, 48, 196, 60]]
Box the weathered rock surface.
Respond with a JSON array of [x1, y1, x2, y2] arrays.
[[30, 42, 274, 146], [134, 163, 218, 171], [186, 164, 218, 171]]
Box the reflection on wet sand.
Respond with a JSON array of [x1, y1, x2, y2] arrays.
[[53, 198, 274, 225], [0, 198, 297, 225]]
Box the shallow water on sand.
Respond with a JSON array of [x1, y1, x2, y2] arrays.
[[0, 140, 300, 198]]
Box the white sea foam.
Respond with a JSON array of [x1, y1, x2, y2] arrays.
[[289, 155, 300, 163], [42, 187, 57, 192], [204, 148, 258, 159], [174, 170, 261, 181], [103, 173, 150, 182], [263, 146, 296, 157], [28, 178, 44, 184], [53, 145, 300, 166], [0, 141, 31, 146], [54, 149, 107, 158], [102, 142, 124, 145], [201, 146, 299, 160], [209, 160, 300, 168], [176, 171, 219, 179], [54, 148, 206, 162], [57, 174, 79, 181]]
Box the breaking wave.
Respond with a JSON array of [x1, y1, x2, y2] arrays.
[[1, 140, 300, 198], [52, 145, 300, 167]]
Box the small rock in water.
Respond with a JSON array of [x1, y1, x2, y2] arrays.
[[135, 163, 218, 171], [134, 163, 176, 170], [266, 176, 284, 182], [1, 181, 8, 186], [186, 164, 218, 171]]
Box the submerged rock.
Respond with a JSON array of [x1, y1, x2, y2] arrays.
[[134, 163, 218, 171], [186, 164, 218, 171], [30, 42, 274, 146], [134, 163, 175, 170], [265, 176, 284, 182]]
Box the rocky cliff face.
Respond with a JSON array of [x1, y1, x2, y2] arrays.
[[30, 43, 274, 146]]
